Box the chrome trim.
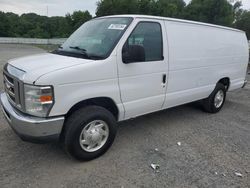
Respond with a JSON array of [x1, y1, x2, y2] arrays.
[[4, 71, 16, 102], [19, 81, 25, 111], [3, 64, 25, 113], [14, 80, 20, 105], [3, 75, 14, 87], [6, 87, 15, 97], [242, 79, 247, 88], [0, 92, 64, 138], [1, 102, 11, 122]]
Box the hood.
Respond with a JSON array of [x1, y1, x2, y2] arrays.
[[8, 53, 93, 83]]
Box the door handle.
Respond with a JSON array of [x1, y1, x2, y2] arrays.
[[162, 74, 167, 88], [162, 74, 166, 84]]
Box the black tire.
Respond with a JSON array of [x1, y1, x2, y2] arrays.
[[62, 106, 117, 161], [202, 83, 226, 113]]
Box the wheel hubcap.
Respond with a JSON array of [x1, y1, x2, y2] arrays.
[[214, 90, 224, 108], [79, 120, 109, 152]]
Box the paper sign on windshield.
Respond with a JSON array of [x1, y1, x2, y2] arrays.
[[108, 24, 127, 30]]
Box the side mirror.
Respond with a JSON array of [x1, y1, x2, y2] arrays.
[[122, 45, 145, 64]]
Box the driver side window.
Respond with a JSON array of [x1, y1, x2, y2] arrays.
[[122, 22, 163, 63]]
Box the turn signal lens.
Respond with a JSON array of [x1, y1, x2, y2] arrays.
[[40, 95, 53, 103]]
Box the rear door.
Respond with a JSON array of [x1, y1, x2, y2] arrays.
[[116, 18, 168, 119]]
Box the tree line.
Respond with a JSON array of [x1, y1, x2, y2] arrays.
[[0, 0, 249, 39], [0, 11, 92, 38]]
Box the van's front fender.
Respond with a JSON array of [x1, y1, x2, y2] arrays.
[[34, 56, 125, 121]]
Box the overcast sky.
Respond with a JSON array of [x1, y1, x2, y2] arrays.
[[0, 0, 250, 17]]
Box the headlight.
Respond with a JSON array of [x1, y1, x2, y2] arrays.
[[24, 84, 54, 117]]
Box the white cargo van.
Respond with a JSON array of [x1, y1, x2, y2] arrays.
[[1, 15, 249, 160]]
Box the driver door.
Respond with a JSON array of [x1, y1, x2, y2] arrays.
[[116, 19, 168, 119]]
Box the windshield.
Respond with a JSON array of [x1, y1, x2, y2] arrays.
[[55, 17, 133, 60]]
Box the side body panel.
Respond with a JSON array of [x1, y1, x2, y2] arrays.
[[116, 18, 169, 119], [36, 17, 249, 121], [163, 20, 249, 109]]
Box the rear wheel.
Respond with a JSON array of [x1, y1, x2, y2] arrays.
[[202, 83, 226, 113], [62, 106, 117, 161]]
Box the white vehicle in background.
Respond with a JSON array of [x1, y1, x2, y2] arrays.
[[1, 15, 249, 161]]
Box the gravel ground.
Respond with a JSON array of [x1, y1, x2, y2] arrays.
[[0, 44, 249, 188]]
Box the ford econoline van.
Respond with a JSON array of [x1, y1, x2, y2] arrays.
[[1, 15, 249, 160]]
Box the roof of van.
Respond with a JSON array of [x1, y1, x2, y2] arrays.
[[100, 14, 244, 33]]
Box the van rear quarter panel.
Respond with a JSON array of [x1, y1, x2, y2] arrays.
[[164, 20, 248, 108]]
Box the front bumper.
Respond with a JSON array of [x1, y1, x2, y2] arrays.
[[0, 92, 64, 143], [242, 79, 247, 88]]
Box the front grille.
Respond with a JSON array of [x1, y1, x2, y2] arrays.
[[3, 65, 22, 110], [4, 74, 16, 103]]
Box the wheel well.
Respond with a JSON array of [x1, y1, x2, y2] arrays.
[[218, 77, 230, 91], [66, 97, 119, 120]]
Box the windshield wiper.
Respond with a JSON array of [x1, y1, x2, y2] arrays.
[[69, 46, 90, 58], [55, 46, 104, 60], [69, 46, 87, 52]]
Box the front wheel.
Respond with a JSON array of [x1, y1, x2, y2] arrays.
[[62, 106, 117, 161], [202, 83, 226, 113]]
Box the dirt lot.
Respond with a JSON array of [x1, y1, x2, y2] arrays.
[[0, 44, 249, 188]]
